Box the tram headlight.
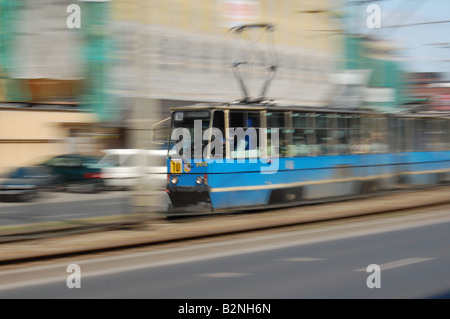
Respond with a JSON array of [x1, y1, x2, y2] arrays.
[[195, 176, 205, 185], [170, 176, 179, 185]]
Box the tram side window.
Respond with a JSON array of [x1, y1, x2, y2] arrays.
[[405, 119, 415, 152], [437, 120, 447, 151], [290, 112, 315, 157], [396, 118, 407, 152], [428, 119, 445, 151], [351, 116, 372, 154], [387, 117, 397, 152], [446, 120, 450, 150], [288, 112, 389, 156], [443, 120, 448, 150], [394, 118, 415, 152], [363, 116, 373, 151], [336, 114, 352, 155], [372, 117, 389, 153], [229, 111, 261, 158], [414, 119, 425, 151], [414, 118, 445, 151], [349, 114, 363, 154], [266, 111, 289, 157], [314, 113, 337, 155]]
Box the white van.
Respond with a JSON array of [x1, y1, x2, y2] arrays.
[[99, 149, 167, 190]]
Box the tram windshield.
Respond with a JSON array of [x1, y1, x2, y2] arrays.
[[168, 110, 211, 159]]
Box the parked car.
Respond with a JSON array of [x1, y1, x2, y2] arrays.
[[98, 149, 167, 190], [0, 165, 60, 201], [43, 154, 114, 193]]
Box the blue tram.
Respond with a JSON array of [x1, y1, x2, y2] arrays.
[[165, 102, 450, 215]]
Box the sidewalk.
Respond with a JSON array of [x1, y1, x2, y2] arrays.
[[0, 186, 449, 265]]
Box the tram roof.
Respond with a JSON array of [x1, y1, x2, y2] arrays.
[[170, 101, 380, 115], [170, 101, 450, 118]]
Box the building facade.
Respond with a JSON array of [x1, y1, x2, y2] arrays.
[[3, 0, 413, 173]]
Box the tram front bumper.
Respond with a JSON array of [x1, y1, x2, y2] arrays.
[[166, 185, 212, 214]]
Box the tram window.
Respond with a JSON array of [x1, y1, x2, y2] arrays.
[[266, 111, 288, 157], [336, 114, 352, 155], [446, 120, 450, 150], [316, 129, 329, 155], [437, 120, 446, 151], [337, 114, 348, 129], [423, 120, 432, 151], [316, 114, 326, 129], [210, 110, 225, 158], [213, 110, 225, 131], [444, 120, 448, 150], [328, 114, 339, 155], [386, 117, 397, 152], [290, 112, 315, 157], [396, 118, 406, 152], [347, 114, 363, 154], [435, 120, 443, 151], [248, 112, 261, 127], [291, 112, 307, 128], [316, 113, 335, 129], [229, 112, 245, 128], [314, 113, 337, 156], [229, 111, 261, 158], [350, 114, 361, 129], [374, 117, 387, 133], [405, 119, 415, 152], [266, 111, 285, 128], [423, 120, 440, 151], [361, 116, 372, 138], [361, 116, 373, 129], [290, 129, 311, 156], [357, 116, 372, 153], [414, 119, 425, 151], [169, 111, 211, 159], [372, 117, 388, 153], [229, 111, 261, 128]]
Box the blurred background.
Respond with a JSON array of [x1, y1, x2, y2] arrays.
[[0, 0, 449, 181], [2, 1, 450, 300]]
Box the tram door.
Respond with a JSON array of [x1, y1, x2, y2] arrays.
[[210, 110, 225, 159]]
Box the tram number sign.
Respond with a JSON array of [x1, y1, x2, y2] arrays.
[[170, 159, 182, 174]]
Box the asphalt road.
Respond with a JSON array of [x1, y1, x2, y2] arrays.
[[0, 207, 449, 299], [0, 191, 168, 226]]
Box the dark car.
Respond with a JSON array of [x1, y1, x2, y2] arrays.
[[42, 154, 113, 192], [0, 166, 60, 201]]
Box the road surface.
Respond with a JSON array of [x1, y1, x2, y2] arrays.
[[0, 207, 449, 299], [0, 191, 168, 226]]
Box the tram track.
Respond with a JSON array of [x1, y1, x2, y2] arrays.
[[0, 184, 449, 267]]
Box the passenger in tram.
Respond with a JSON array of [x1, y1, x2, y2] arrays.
[[370, 132, 388, 153], [427, 136, 444, 151], [350, 137, 371, 154], [292, 136, 309, 157], [318, 137, 339, 155]]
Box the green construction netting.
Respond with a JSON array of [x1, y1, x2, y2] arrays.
[[0, 0, 29, 101]]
